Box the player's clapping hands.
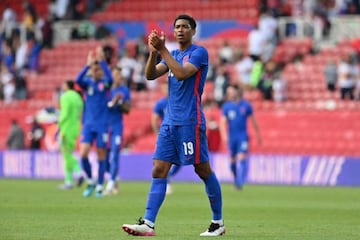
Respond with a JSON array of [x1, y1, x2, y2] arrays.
[[87, 50, 94, 66], [96, 46, 105, 61], [148, 30, 166, 52]]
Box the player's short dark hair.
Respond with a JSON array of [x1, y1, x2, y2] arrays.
[[228, 84, 243, 96], [174, 14, 196, 30], [66, 80, 75, 89]]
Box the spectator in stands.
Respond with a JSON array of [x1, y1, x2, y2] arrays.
[[117, 51, 137, 88], [213, 64, 230, 106], [218, 40, 233, 64], [324, 59, 338, 92], [0, 62, 15, 102], [247, 23, 267, 62], [26, 32, 42, 75], [14, 71, 27, 100], [258, 9, 278, 45], [6, 119, 26, 150], [219, 84, 262, 189], [1, 39, 15, 72], [22, 0, 38, 34], [272, 72, 287, 102], [28, 118, 45, 149], [132, 54, 147, 91], [337, 53, 358, 100], [53, 0, 69, 20], [259, 60, 278, 100], [12, 30, 28, 72], [234, 50, 254, 89], [0, 6, 17, 41]]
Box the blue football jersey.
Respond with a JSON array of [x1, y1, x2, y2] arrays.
[[76, 61, 113, 131], [108, 85, 131, 132], [221, 99, 253, 140], [161, 44, 208, 126], [153, 97, 168, 121]]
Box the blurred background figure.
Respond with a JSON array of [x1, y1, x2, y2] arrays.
[[219, 85, 262, 189], [28, 118, 45, 150], [104, 66, 131, 195], [324, 59, 338, 92], [6, 119, 26, 150], [58, 80, 84, 190]]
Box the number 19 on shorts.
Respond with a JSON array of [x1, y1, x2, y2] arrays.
[[183, 142, 194, 155]]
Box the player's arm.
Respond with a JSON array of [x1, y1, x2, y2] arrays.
[[145, 50, 168, 80], [58, 95, 69, 129], [151, 112, 161, 134], [250, 115, 262, 146], [149, 30, 197, 80], [160, 48, 198, 80], [76, 51, 93, 88], [119, 101, 131, 114], [219, 115, 228, 146], [97, 47, 113, 86]]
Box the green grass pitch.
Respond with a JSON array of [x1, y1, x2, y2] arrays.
[[1, 179, 359, 240]]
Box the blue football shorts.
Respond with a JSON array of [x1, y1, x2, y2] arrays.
[[229, 136, 249, 157], [153, 124, 210, 165], [81, 125, 109, 149], [109, 127, 123, 150]]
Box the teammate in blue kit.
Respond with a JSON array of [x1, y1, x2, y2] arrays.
[[104, 66, 131, 195], [151, 81, 181, 195], [219, 84, 262, 189], [122, 14, 225, 237], [76, 47, 113, 198]]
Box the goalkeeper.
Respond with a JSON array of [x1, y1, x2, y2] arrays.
[[58, 80, 84, 190]]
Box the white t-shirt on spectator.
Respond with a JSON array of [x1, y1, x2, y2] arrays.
[[248, 29, 266, 57], [234, 56, 253, 85], [338, 62, 358, 88]]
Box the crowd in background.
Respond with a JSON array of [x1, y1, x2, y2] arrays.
[[3, 0, 360, 150]]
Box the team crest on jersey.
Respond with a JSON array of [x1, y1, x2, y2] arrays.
[[183, 55, 189, 65], [98, 82, 104, 91]]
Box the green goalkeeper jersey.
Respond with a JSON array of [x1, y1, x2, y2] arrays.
[[59, 90, 83, 135]]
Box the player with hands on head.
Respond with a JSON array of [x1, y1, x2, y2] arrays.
[[122, 14, 225, 237], [76, 46, 113, 198], [219, 84, 262, 189]]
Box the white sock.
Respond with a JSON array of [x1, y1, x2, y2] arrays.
[[87, 179, 95, 185], [106, 180, 115, 191], [212, 219, 224, 226], [96, 184, 103, 191], [144, 219, 155, 228]]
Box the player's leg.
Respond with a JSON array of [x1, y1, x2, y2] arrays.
[[234, 140, 249, 189], [94, 131, 109, 197], [180, 124, 224, 236], [66, 133, 83, 187], [122, 125, 175, 236], [122, 159, 171, 236], [80, 127, 93, 180], [59, 135, 74, 189], [166, 164, 181, 194], [195, 162, 225, 236], [60, 133, 80, 189], [105, 133, 121, 195], [80, 128, 96, 197]]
